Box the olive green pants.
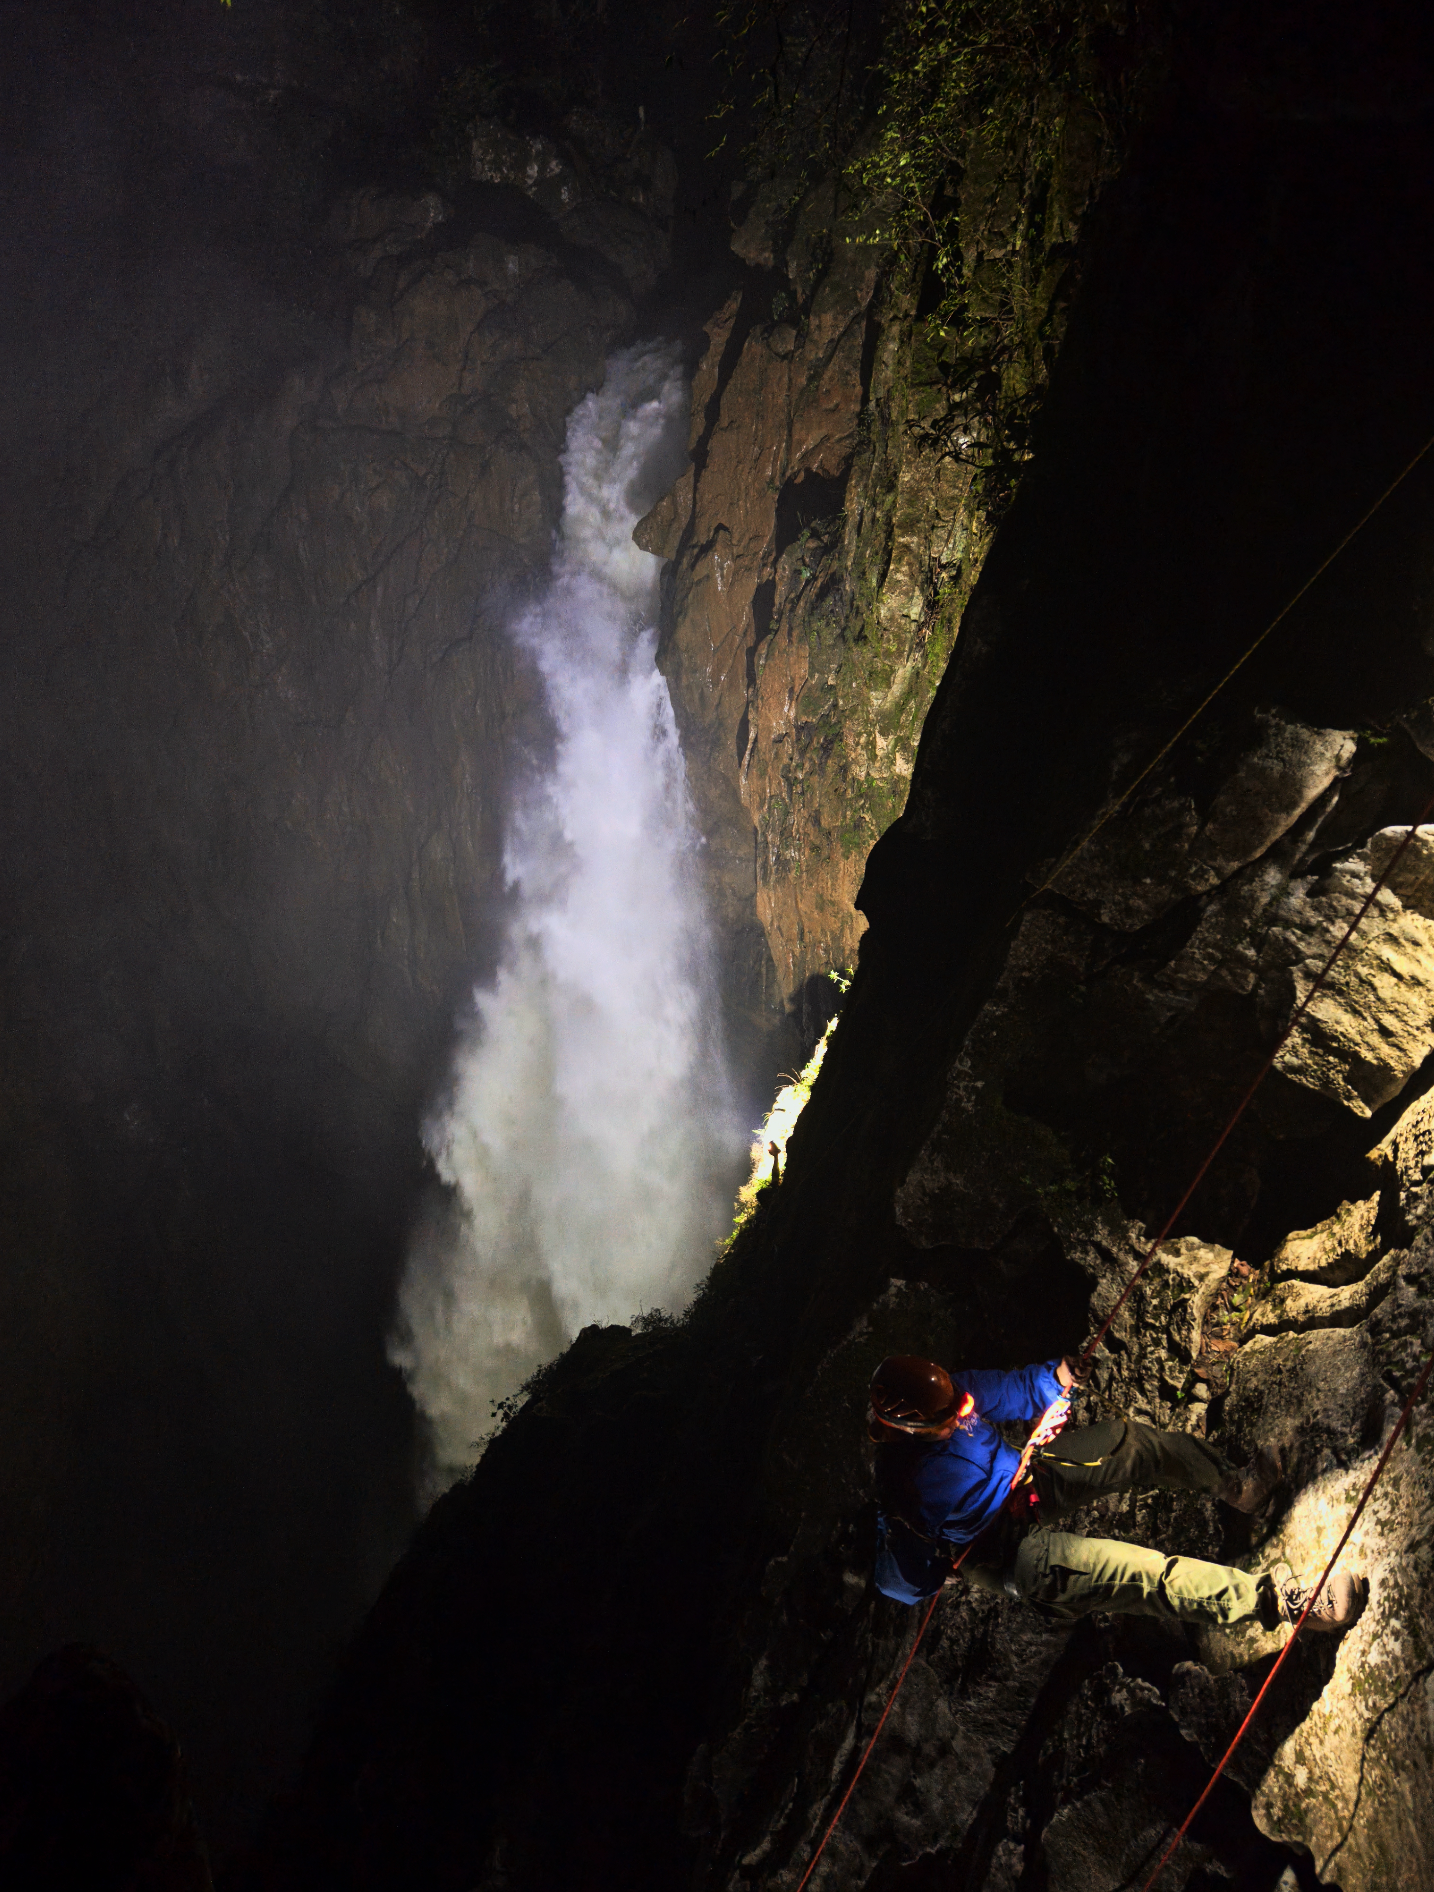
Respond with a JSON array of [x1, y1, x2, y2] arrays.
[[969, 1420, 1262, 1628]]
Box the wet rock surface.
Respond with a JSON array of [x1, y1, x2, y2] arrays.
[[642, 98, 1120, 1040], [9, 3, 1434, 1888]]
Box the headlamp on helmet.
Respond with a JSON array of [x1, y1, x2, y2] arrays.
[[868, 1356, 974, 1436]]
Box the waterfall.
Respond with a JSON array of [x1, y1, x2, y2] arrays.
[[390, 344, 740, 1482]]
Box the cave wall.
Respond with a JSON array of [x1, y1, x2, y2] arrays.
[[244, 7, 1434, 1890], [0, 0, 670, 1852]]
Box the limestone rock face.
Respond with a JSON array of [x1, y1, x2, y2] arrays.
[[1199, 1229, 1434, 1886], [326, 189, 451, 278], [1266, 826, 1434, 1115], [650, 207, 890, 1005], [239, 15, 1434, 1892], [1268, 1193, 1381, 1285], [873, 710, 1434, 1892], [1251, 1246, 1398, 1335], [17, 202, 631, 1123]]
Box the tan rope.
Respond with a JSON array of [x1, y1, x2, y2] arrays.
[[1024, 426, 1434, 913]]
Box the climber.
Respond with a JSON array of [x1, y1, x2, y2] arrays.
[[869, 1355, 1367, 1633]]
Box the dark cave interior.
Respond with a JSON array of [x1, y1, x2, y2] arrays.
[[3, 2, 1434, 1889]]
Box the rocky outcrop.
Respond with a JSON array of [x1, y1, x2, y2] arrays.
[[641, 100, 1123, 1028], [464, 108, 678, 295], [1268, 827, 1434, 1115], [684, 725, 1434, 1892], [8, 4, 1423, 1888], [1050, 713, 1358, 932], [25, 192, 632, 1117]]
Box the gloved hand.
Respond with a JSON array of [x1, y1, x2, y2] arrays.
[[1056, 1353, 1091, 1390]]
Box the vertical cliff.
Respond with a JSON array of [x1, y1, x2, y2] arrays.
[[640, 22, 1137, 1041], [9, 3, 1434, 1887]]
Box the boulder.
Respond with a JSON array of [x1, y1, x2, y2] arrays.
[[1250, 1249, 1398, 1337], [465, 110, 675, 294], [325, 188, 450, 278], [1265, 827, 1434, 1116], [1267, 1194, 1382, 1286], [1367, 1086, 1434, 1190]]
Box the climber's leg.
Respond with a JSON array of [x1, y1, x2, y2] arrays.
[[1032, 1420, 1277, 1519], [1011, 1527, 1262, 1628]]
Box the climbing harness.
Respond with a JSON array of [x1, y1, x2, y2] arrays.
[[790, 792, 1434, 1889], [1008, 1386, 1072, 1491]]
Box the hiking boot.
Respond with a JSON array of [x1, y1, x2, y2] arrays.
[[1258, 1562, 1368, 1634], [1217, 1445, 1282, 1514]]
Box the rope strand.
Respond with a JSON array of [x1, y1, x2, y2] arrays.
[[1024, 426, 1434, 915], [793, 1556, 963, 1891], [1079, 789, 1434, 1373], [1137, 1337, 1434, 1892]]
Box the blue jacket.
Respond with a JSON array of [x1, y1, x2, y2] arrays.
[[873, 1360, 1065, 1605]]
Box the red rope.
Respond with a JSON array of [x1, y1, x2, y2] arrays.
[[794, 1549, 968, 1891], [790, 796, 1434, 1888], [1138, 1338, 1434, 1892], [796, 1389, 1071, 1889], [1078, 789, 1434, 1374]]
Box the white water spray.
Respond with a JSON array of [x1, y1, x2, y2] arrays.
[[390, 345, 741, 1481]]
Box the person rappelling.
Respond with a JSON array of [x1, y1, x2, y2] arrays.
[[869, 1354, 1368, 1633]]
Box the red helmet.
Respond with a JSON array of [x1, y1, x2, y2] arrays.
[[869, 1356, 971, 1435]]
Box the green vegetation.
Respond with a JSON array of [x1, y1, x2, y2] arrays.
[[720, 0, 1161, 508], [858, 0, 1159, 508], [851, 0, 1152, 292], [1017, 1131, 1120, 1224]]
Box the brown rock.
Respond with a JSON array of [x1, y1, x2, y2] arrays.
[[657, 125, 1167, 1026], [632, 466, 693, 560], [464, 111, 674, 294], [326, 188, 450, 278]]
